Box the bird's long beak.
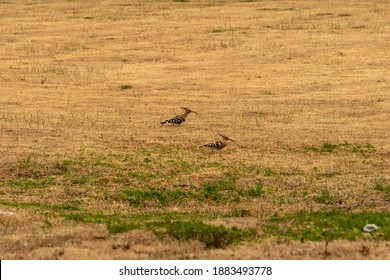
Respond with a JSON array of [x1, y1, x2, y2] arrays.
[[181, 107, 198, 114], [218, 134, 235, 143], [228, 138, 240, 148]]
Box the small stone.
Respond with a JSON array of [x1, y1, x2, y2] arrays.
[[362, 224, 378, 232]]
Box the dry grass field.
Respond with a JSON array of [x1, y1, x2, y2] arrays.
[[0, 0, 389, 260]]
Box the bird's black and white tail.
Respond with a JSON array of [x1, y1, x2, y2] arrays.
[[200, 140, 224, 149], [200, 134, 237, 150], [161, 116, 186, 125]]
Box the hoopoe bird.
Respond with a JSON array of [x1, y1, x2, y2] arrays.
[[200, 134, 237, 150], [160, 107, 198, 125]]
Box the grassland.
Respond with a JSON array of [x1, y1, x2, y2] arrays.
[[0, 0, 389, 259]]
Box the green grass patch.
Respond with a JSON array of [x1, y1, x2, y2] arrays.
[[211, 26, 249, 33], [12, 156, 48, 178], [304, 142, 375, 154], [201, 179, 241, 203], [70, 175, 91, 185], [62, 212, 139, 234], [0, 200, 81, 211], [212, 27, 229, 33], [314, 170, 340, 179], [306, 142, 339, 153], [373, 179, 390, 201], [148, 220, 256, 248], [246, 182, 264, 197], [121, 187, 198, 206], [265, 210, 390, 241], [202, 182, 223, 201], [316, 12, 333, 16], [313, 189, 338, 205], [338, 13, 352, 17], [224, 208, 252, 217], [120, 178, 263, 207], [60, 210, 257, 246], [61, 211, 227, 237], [52, 159, 72, 174], [264, 168, 277, 177], [128, 170, 157, 181], [256, 7, 294, 11], [4, 177, 55, 188], [107, 220, 139, 234]]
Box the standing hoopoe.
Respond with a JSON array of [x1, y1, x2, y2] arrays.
[[161, 107, 198, 125], [200, 134, 237, 150]]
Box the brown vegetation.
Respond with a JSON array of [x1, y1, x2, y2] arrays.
[[0, 0, 389, 259]]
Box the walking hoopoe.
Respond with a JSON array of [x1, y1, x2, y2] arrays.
[[161, 107, 198, 125], [200, 134, 237, 150]]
